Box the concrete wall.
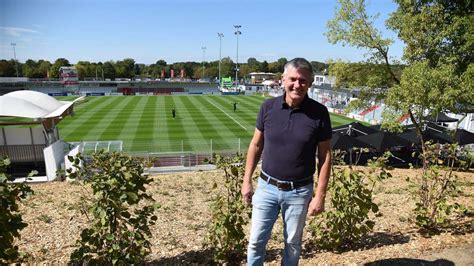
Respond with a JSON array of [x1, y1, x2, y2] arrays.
[[43, 140, 64, 181]]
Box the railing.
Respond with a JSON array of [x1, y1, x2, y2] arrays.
[[70, 139, 250, 167], [0, 144, 46, 162]]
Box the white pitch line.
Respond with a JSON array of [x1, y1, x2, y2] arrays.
[[205, 98, 248, 131]]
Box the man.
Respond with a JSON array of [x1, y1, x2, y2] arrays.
[[233, 102, 238, 112], [242, 58, 332, 265], [172, 108, 176, 119]]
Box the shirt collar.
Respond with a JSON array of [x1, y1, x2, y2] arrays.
[[280, 92, 310, 110]]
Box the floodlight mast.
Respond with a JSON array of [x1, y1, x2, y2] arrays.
[[201, 46, 206, 79], [234, 25, 242, 86], [11, 43, 19, 77], [217, 33, 224, 84]]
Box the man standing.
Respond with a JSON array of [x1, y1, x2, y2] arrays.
[[242, 58, 332, 265], [172, 108, 176, 119], [233, 102, 238, 112]]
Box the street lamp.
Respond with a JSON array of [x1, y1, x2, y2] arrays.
[[234, 25, 242, 86], [217, 33, 224, 85], [11, 43, 19, 77], [201, 46, 206, 80]]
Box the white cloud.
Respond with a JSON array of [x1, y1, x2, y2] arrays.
[[0, 26, 39, 37]]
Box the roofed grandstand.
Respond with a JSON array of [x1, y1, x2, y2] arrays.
[[0, 77, 220, 96]]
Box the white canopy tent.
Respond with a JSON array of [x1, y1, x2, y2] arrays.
[[261, 80, 278, 86]]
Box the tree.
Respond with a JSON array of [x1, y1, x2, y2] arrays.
[[134, 63, 144, 77], [326, 0, 473, 150], [102, 61, 116, 80], [38, 60, 52, 78], [387, 1, 473, 75], [220, 57, 234, 79], [22, 59, 38, 78], [115, 58, 135, 78], [238, 64, 252, 81], [326, 0, 474, 230], [326, 0, 398, 106], [0, 60, 16, 77], [311, 61, 329, 73], [22, 59, 50, 78], [247, 57, 261, 72], [267, 57, 288, 77], [261, 60, 269, 72], [156, 59, 167, 66], [386, 0, 473, 114], [76, 61, 94, 79]]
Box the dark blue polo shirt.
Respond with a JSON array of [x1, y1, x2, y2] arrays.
[[256, 94, 332, 181]]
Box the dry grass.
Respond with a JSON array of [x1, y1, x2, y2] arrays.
[[14, 167, 474, 264]]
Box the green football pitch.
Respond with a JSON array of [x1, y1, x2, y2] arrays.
[[57, 95, 357, 153]]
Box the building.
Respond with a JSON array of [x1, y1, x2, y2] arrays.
[[0, 77, 220, 96], [313, 72, 336, 87], [248, 72, 277, 84]]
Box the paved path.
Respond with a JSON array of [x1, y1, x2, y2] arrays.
[[367, 245, 474, 265], [420, 245, 474, 265], [145, 164, 216, 174]]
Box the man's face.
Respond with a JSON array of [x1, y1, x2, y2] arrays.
[[282, 66, 312, 104]]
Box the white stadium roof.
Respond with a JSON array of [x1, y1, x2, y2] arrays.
[[0, 90, 79, 119]]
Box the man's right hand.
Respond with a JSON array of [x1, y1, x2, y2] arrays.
[[241, 181, 253, 205]]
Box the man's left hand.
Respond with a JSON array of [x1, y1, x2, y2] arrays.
[[307, 197, 325, 216]]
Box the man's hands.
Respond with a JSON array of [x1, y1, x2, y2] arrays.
[[307, 196, 325, 216], [241, 181, 253, 205]]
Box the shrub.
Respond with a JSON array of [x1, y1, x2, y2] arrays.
[[307, 153, 391, 250], [205, 154, 250, 264], [0, 157, 34, 263], [411, 142, 467, 231], [68, 151, 159, 264]]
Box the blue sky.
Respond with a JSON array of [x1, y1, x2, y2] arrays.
[[0, 0, 404, 64]]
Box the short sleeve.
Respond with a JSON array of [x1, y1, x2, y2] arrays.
[[319, 108, 332, 142], [256, 103, 265, 131]]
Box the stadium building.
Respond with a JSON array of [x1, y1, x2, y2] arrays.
[[0, 75, 220, 96]]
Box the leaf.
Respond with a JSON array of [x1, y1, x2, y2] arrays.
[[127, 192, 138, 202], [371, 203, 379, 213], [106, 234, 115, 241]]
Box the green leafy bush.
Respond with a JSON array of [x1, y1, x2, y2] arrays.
[[0, 157, 34, 263], [68, 151, 159, 264], [411, 142, 467, 231], [308, 153, 391, 250], [205, 154, 250, 264]]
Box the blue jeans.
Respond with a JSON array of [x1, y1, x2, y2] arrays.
[[247, 176, 313, 266]]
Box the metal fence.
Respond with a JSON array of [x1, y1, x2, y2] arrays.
[[69, 139, 250, 167], [0, 144, 46, 162]]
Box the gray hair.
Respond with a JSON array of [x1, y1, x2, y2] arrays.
[[283, 58, 313, 76]]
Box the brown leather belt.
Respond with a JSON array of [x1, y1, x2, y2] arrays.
[[260, 172, 313, 191]]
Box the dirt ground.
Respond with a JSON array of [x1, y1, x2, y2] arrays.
[[14, 166, 474, 265]]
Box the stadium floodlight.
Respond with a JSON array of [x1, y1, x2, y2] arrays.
[[201, 46, 206, 79], [11, 43, 19, 77], [217, 33, 224, 85], [234, 25, 242, 86]]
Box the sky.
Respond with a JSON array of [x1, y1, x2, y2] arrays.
[[0, 0, 405, 65]]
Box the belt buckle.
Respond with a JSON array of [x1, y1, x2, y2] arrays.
[[276, 180, 293, 191]]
